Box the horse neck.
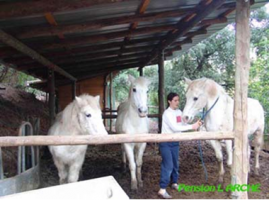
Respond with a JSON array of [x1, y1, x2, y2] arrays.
[[205, 89, 230, 129]]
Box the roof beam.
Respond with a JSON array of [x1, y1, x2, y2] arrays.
[[0, 15, 228, 59], [18, 52, 148, 71], [44, 12, 65, 39], [118, 0, 151, 58], [142, 0, 226, 67], [29, 24, 176, 50], [0, 36, 162, 59], [0, 29, 76, 81], [12, 8, 193, 39], [0, 0, 131, 19], [4, 29, 206, 66]]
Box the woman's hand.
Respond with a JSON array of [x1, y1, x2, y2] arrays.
[[192, 120, 202, 130]]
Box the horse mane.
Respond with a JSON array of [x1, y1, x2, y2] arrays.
[[59, 97, 81, 131], [57, 94, 99, 131]]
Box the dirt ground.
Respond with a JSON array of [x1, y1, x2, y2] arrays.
[[1, 84, 268, 199], [40, 141, 269, 199]]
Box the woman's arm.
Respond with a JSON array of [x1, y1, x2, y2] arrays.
[[163, 112, 193, 132]]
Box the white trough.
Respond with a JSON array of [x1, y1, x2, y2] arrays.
[[1, 176, 129, 200]]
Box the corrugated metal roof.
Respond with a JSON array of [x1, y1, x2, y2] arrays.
[[0, 0, 267, 89]]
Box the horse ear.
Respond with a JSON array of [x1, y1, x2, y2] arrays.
[[94, 95, 100, 104], [128, 75, 135, 84], [75, 96, 83, 107], [184, 77, 192, 86]]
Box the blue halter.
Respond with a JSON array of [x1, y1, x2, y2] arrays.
[[201, 96, 220, 121], [198, 96, 220, 182]]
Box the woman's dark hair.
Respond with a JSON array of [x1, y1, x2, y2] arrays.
[[167, 92, 179, 108]]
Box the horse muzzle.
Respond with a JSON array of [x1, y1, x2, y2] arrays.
[[138, 108, 148, 118]]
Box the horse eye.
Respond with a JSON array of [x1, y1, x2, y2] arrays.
[[193, 97, 198, 101], [86, 114, 91, 118], [133, 88, 136, 92], [147, 90, 149, 93]]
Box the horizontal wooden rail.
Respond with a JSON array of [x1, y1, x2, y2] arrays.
[[0, 131, 235, 147], [102, 114, 159, 119]]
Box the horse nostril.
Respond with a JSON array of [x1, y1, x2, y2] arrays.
[[138, 108, 142, 113], [185, 116, 189, 121]]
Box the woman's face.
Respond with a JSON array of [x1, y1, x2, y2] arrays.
[[168, 96, 179, 109]]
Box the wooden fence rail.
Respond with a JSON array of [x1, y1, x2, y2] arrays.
[[0, 131, 234, 147]]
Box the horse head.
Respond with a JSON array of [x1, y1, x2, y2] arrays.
[[73, 94, 108, 135], [128, 75, 151, 118], [182, 77, 219, 123]]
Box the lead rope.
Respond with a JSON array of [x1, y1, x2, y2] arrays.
[[197, 97, 219, 182]]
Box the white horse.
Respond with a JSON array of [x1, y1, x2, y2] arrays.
[[182, 78, 264, 183], [49, 94, 108, 184], [116, 75, 150, 190]]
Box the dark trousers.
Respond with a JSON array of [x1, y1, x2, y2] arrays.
[[159, 142, 180, 189]]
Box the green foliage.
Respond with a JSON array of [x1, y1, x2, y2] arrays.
[[112, 4, 269, 133]]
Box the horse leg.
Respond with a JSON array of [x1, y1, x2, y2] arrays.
[[135, 143, 146, 188], [67, 151, 86, 183], [121, 144, 127, 172], [209, 140, 225, 183], [224, 140, 233, 168], [253, 129, 264, 175], [54, 158, 68, 184], [248, 143, 251, 173], [123, 143, 137, 190]]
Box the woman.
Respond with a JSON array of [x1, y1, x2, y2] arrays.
[[158, 92, 202, 199]]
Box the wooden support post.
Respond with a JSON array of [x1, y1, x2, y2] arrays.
[[72, 81, 76, 100], [103, 75, 108, 127], [109, 73, 113, 132], [158, 50, 165, 133], [139, 67, 144, 76], [231, 0, 250, 199], [48, 69, 55, 126]]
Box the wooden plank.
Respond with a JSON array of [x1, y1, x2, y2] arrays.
[[0, 29, 76, 81], [231, 0, 250, 199], [198, 17, 227, 26], [0, 0, 131, 19], [158, 50, 165, 133], [0, 131, 235, 147]]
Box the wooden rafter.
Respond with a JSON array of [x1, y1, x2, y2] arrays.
[[0, 29, 76, 81], [12, 8, 193, 39], [44, 13, 65, 39], [0, 0, 132, 19], [141, 0, 226, 68], [4, 29, 204, 66], [118, 0, 151, 59]]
